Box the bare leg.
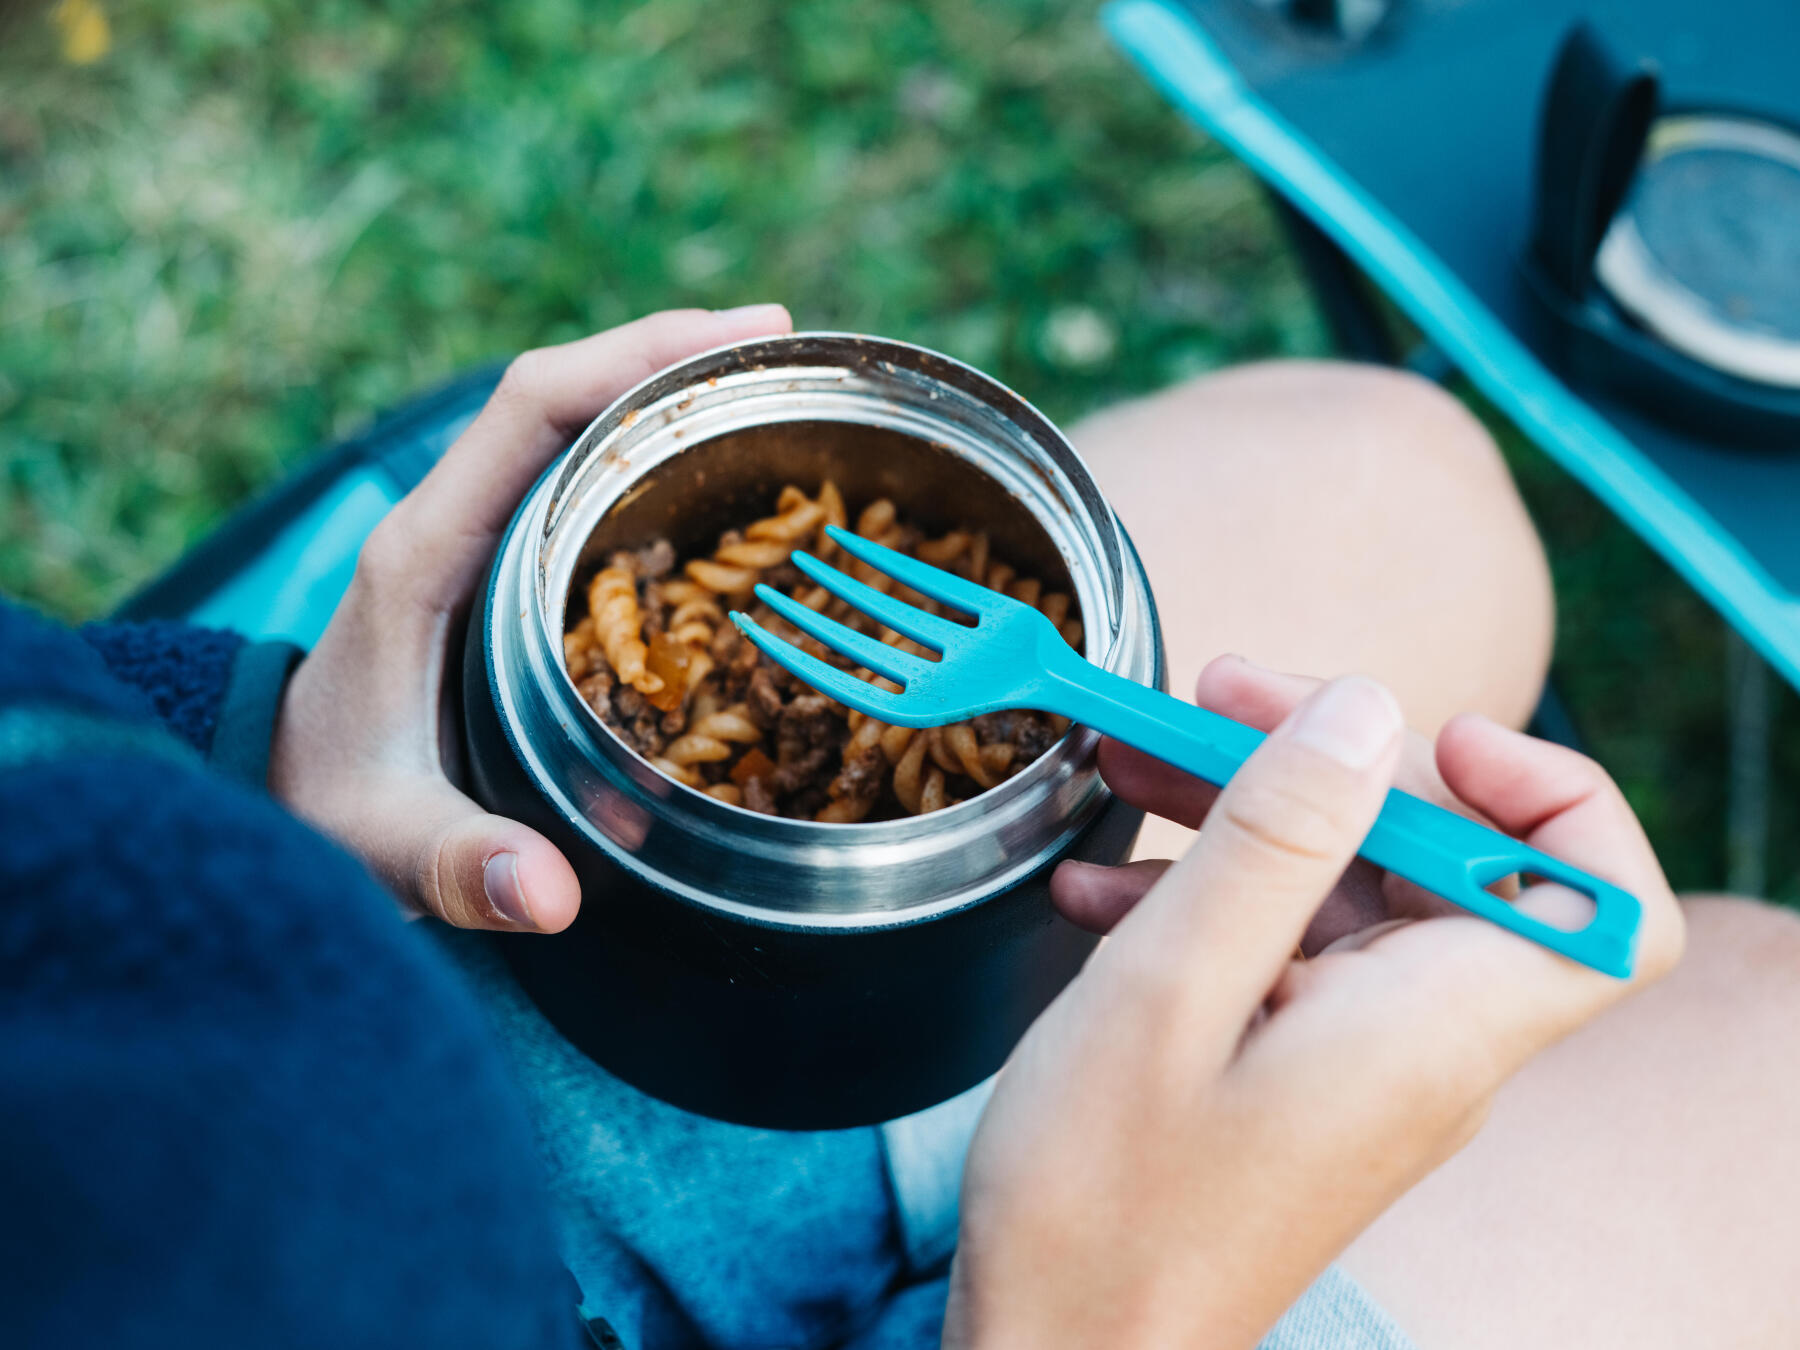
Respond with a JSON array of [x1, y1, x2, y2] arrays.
[[1341, 896, 1800, 1349], [1070, 360, 1554, 859], [1076, 364, 1800, 1345]]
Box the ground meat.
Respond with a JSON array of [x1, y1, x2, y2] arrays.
[[576, 667, 613, 711], [974, 710, 1060, 764], [829, 743, 887, 810], [742, 775, 778, 815], [784, 785, 829, 820], [746, 666, 785, 728], [761, 560, 803, 591], [628, 715, 664, 758], [770, 744, 834, 795], [634, 538, 676, 579], [780, 695, 839, 749]]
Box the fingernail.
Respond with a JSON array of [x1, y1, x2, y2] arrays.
[[483, 852, 536, 928], [713, 302, 788, 324], [1285, 676, 1402, 769]]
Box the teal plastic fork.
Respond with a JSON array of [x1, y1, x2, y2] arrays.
[[731, 525, 1641, 978]]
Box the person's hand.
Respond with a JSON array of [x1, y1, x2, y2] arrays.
[[944, 659, 1684, 1350], [1061, 655, 1542, 953], [269, 306, 792, 932]]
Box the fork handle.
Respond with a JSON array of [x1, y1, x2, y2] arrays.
[[1040, 658, 1641, 978]]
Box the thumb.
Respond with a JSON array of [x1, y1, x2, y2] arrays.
[[1108, 676, 1404, 1033], [389, 305, 794, 614], [380, 779, 583, 934]]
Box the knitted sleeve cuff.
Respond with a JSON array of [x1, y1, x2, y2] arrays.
[[80, 620, 246, 752], [80, 622, 302, 788]]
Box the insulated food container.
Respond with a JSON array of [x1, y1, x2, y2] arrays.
[[462, 333, 1163, 1128]]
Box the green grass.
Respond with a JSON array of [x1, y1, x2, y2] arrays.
[[2, 0, 1793, 898]]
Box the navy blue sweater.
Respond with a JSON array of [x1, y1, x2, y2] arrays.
[[0, 600, 583, 1350]]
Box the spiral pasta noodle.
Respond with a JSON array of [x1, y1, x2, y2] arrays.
[[588, 557, 661, 696], [563, 480, 1078, 822]]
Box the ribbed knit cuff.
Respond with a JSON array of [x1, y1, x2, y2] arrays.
[[207, 640, 305, 790]]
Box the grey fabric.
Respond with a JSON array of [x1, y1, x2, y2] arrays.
[[835, 1267, 1419, 1350], [1260, 1266, 1418, 1350], [877, 1078, 994, 1275]]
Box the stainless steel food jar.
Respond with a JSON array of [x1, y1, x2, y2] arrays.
[[461, 333, 1163, 1129]]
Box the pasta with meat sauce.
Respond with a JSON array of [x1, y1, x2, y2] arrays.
[[562, 481, 1082, 822]]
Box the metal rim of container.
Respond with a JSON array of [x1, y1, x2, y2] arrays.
[[481, 332, 1159, 930]]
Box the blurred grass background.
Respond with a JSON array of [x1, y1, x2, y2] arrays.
[[2, 0, 1793, 898]]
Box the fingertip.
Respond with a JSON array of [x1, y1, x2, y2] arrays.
[[1097, 736, 1219, 829], [1051, 858, 1173, 935], [1638, 889, 1688, 984], [1430, 716, 1680, 976], [1432, 712, 1609, 838], [1435, 708, 1505, 757], [1096, 734, 1160, 790], [1048, 859, 1108, 926], [447, 822, 580, 934], [1192, 652, 1251, 704], [510, 837, 581, 934], [1277, 674, 1404, 775], [1049, 858, 1100, 911], [1195, 655, 1323, 733], [711, 302, 793, 335]]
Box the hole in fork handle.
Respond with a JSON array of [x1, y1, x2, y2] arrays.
[[1479, 870, 1599, 934]]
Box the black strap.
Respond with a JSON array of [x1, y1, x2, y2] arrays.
[[207, 640, 305, 789], [1530, 22, 1659, 299]]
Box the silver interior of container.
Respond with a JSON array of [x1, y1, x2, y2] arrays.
[[562, 421, 1080, 623]]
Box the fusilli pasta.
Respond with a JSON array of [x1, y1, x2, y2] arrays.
[[562, 481, 1078, 822]]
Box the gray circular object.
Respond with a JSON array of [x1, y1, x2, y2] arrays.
[[1596, 113, 1800, 388]]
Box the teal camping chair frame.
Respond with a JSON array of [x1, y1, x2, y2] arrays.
[[1104, 0, 1800, 696], [1101, 0, 1795, 890]]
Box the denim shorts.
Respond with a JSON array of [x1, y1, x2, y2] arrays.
[[438, 931, 1416, 1350]]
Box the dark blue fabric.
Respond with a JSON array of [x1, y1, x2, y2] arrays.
[[0, 601, 582, 1350], [79, 619, 244, 753], [0, 606, 154, 728]]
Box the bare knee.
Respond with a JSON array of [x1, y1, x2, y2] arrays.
[[1145, 360, 1527, 521], [1667, 894, 1800, 999], [1556, 893, 1800, 1092], [1174, 358, 1482, 440], [1341, 893, 1800, 1350], [1073, 360, 1554, 733], [1088, 358, 1489, 451]]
